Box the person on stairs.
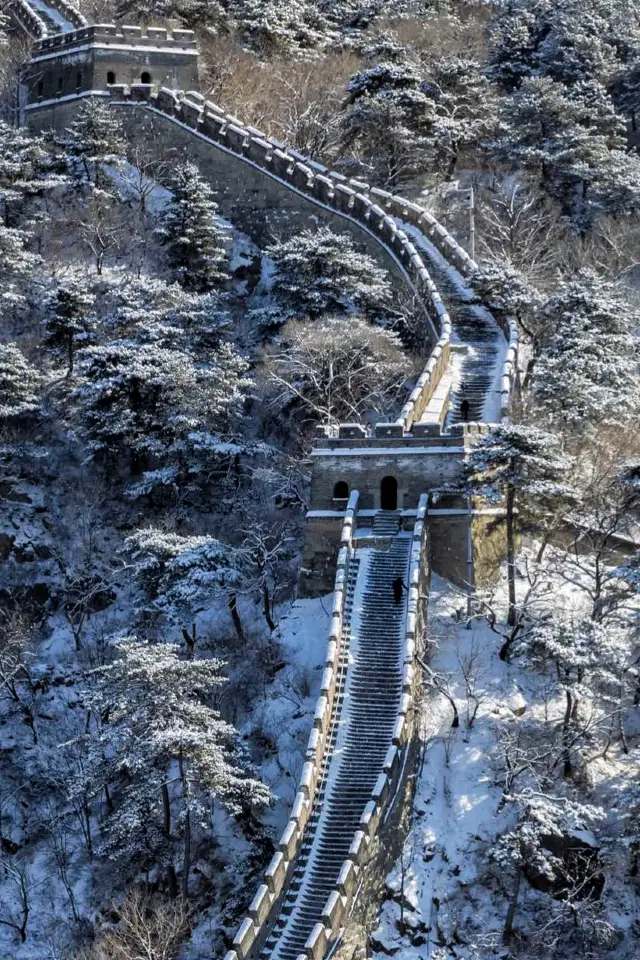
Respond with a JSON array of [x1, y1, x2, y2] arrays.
[[392, 577, 406, 605], [460, 396, 470, 421]]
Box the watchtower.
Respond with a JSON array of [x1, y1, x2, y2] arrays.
[[24, 23, 199, 128]]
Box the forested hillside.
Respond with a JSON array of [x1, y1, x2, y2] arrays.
[[0, 1, 639, 959]]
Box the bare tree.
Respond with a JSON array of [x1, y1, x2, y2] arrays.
[[76, 889, 191, 960], [0, 853, 38, 943]]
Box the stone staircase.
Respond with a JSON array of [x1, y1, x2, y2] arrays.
[[371, 511, 402, 537], [261, 537, 411, 960], [405, 238, 501, 424]]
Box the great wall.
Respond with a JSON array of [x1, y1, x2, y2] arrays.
[[6, 5, 522, 957]]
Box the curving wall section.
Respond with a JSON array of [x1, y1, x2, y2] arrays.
[[104, 85, 518, 430]]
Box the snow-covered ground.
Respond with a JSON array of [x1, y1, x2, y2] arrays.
[[369, 568, 640, 959]]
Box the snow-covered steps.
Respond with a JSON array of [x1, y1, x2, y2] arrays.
[[22, 0, 77, 32], [400, 224, 506, 425], [371, 511, 402, 537], [261, 536, 411, 960]]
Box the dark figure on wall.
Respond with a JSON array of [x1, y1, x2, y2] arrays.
[[392, 577, 405, 605], [460, 397, 470, 421]]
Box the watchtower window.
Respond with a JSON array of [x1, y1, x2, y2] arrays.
[[37, 80, 44, 100], [75, 71, 82, 91], [140, 71, 152, 84], [56, 76, 63, 95], [107, 71, 116, 85], [333, 481, 349, 503]]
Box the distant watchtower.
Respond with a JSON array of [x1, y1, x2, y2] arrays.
[[24, 24, 199, 128]]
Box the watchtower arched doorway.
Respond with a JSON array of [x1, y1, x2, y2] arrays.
[[140, 71, 152, 84], [380, 476, 398, 510], [333, 480, 349, 504]]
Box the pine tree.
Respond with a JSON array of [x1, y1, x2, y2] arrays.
[[62, 98, 126, 187], [0, 224, 41, 315], [74, 338, 249, 487], [341, 55, 437, 188], [532, 274, 640, 434], [71, 639, 269, 892], [124, 527, 245, 627], [44, 273, 96, 376], [493, 791, 604, 942], [466, 424, 574, 634], [158, 162, 228, 292], [0, 343, 42, 424], [266, 227, 392, 321], [516, 617, 630, 775]]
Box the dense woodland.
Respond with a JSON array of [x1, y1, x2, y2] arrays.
[[0, 0, 639, 958]]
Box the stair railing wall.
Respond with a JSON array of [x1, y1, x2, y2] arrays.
[[8, 0, 49, 38], [226, 491, 360, 960]]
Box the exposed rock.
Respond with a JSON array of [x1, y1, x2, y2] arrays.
[[506, 691, 527, 716], [0, 532, 15, 561]]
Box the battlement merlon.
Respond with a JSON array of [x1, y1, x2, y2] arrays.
[[31, 24, 198, 58]]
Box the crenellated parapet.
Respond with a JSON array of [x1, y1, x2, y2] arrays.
[[32, 22, 196, 54]]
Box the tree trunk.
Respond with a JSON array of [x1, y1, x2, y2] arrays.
[[262, 582, 276, 632], [181, 808, 191, 898], [228, 592, 244, 640], [562, 689, 573, 777], [506, 484, 517, 627], [166, 865, 178, 898], [503, 868, 522, 942], [67, 335, 74, 378], [162, 783, 171, 835]]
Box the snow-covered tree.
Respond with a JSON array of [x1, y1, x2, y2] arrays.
[[532, 274, 640, 434], [494, 790, 605, 942], [106, 275, 228, 350], [516, 617, 631, 776], [470, 263, 541, 343], [0, 224, 41, 317], [0, 343, 42, 425], [73, 338, 249, 492], [227, 0, 331, 54], [612, 54, 640, 134], [0, 122, 67, 228], [71, 639, 269, 893], [44, 272, 96, 376], [466, 424, 574, 631], [157, 162, 228, 292], [124, 527, 245, 629], [494, 76, 638, 230], [266, 227, 392, 321], [340, 56, 436, 188], [423, 55, 498, 180], [487, 0, 628, 92], [264, 315, 408, 432], [62, 98, 126, 187]]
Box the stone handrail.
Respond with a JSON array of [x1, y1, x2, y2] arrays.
[[501, 317, 519, 420], [8, 0, 49, 38], [107, 85, 459, 435], [225, 491, 359, 960], [298, 495, 429, 960]]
